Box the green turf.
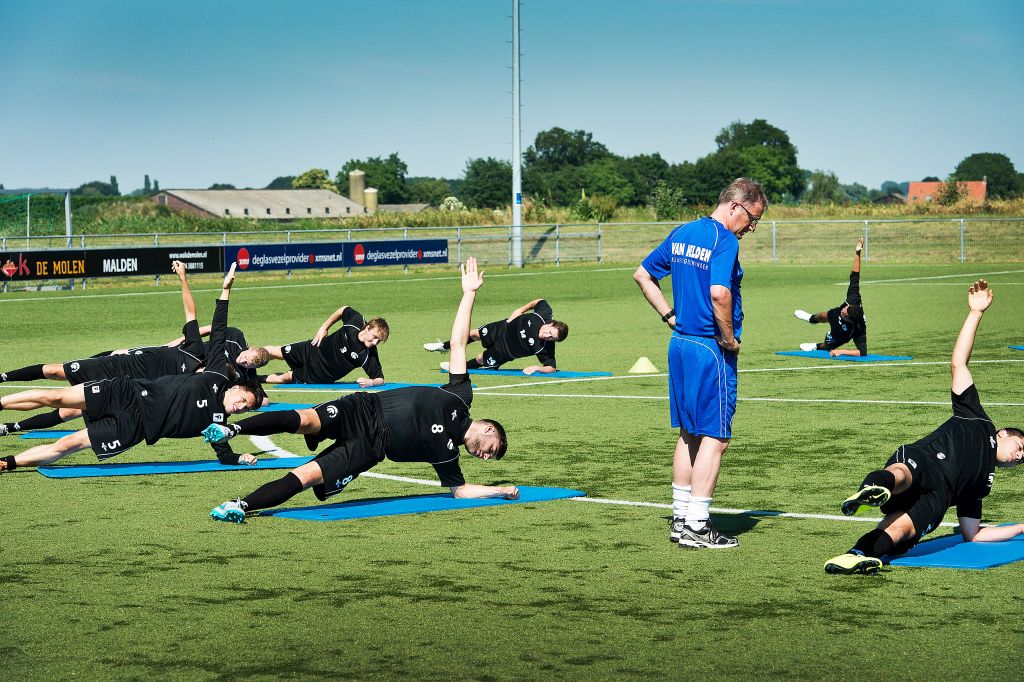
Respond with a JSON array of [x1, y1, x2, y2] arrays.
[[2, 261, 1024, 680]]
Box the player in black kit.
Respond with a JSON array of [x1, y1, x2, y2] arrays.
[[0, 260, 210, 437], [423, 298, 568, 375], [257, 305, 388, 387], [0, 265, 266, 473], [205, 256, 517, 523], [793, 239, 867, 357], [824, 280, 1024, 575]]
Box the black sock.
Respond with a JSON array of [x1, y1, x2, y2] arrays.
[[851, 528, 895, 558], [242, 472, 304, 511], [233, 410, 302, 436], [9, 410, 67, 432], [442, 340, 451, 350], [861, 469, 896, 492], [256, 374, 269, 384], [466, 358, 481, 369], [2, 455, 17, 471], [1, 364, 45, 382]]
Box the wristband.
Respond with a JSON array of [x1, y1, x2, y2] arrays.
[[661, 310, 674, 322]]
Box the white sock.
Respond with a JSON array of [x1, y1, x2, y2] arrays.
[[685, 496, 712, 530], [672, 484, 691, 519]]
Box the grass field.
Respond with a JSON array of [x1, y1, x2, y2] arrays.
[[3, 259, 1024, 680]]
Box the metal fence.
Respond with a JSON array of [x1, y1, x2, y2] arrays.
[[3, 218, 1023, 271]]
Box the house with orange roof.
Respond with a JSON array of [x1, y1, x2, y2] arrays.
[[906, 179, 987, 204]]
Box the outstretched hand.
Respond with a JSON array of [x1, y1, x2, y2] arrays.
[[223, 262, 237, 291], [855, 238, 864, 255], [967, 279, 993, 313], [171, 260, 187, 278], [461, 257, 484, 294]]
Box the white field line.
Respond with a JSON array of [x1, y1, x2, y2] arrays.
[[469, 392, 1024, 407], [0, 265, 636, 304], [250, 435, 956, 527], [835, 268, 1024, 286]]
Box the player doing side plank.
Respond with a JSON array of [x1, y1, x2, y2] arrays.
[[424, 298, 567, 375], [255, 305, 388, 387], [793, 239, 867, 357], [205, 256, 518, 523], [0, 265, 266, 473], [0, 261, 209, 436], [824, 280, 1024, 575]]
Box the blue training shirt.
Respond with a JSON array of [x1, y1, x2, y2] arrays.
[[641, 216, 743, 340]]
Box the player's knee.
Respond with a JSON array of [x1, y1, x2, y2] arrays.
[[297, 409, 321, 433], [43, 364, 66, 380], [292, 461, 324, 487]]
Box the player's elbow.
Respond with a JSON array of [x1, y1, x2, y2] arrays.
[[710, 286, 730, 305], [633, 266, 652, 287]]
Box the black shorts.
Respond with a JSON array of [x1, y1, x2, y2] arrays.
[[281, 340, 313, 382], [305, 392, 382, 449], [881, 445, 950, 545], [311, 438, 385, 501], [64, 356, 116, 385], [478, 320, 506, 350], [82, 378, 146, 460]]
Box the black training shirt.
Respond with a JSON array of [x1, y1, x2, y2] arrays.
[[497, 299, 557, 367], [821, 272, 867, 354], [203, 326, 257, 383], [376, 373, 473, 486], [304, 307, 384, 382], [908, 383, 997, 518], [104, 320, 206, 378]]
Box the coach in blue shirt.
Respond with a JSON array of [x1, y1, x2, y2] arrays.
[[634, 178, 767, 549]]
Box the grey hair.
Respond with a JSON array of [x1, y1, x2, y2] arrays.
[[718, 177, 769, 208]]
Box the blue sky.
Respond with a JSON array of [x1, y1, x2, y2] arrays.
[[2, 0, 1022, 192]]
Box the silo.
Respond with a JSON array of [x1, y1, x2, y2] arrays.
[[364, 187, 378, 212], [348, 170, 366, 205]]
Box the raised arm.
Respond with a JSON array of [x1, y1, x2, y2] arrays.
[[846, 240, 863, 305], [311, 306, 349, 346], [507, 298, 542, 321], [448, 257, 484, 375], [633, 265, 677, 331], [172, 260, 197, 324], [951, 279, 992, 395]]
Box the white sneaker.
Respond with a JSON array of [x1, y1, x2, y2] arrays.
[[210, 498, 247, 523], [794, 309, 813, 322], [440, 361, 450, 372], [800, 343, 817, 352], [423, 341, 446, 352]]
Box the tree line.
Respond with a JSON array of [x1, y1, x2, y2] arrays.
[[23, 119, 1021, 215]]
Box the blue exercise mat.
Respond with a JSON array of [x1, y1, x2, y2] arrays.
[[261, 485, 586, 521], [1009, 345, 1024, 351], [271, 382, 459, 391], [442, 368, 612, 378], [888, 531, 1024, 569], [257, 402, 314, 412], [20, 430, 78, 439], [775, 350, 912, 362], [36, 456, 313, 479]]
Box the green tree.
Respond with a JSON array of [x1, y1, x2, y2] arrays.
[[338, 153, 408, 203], [839, 182, 870, 202], [292, 168, 337, 191], [523, 127, 616, 205], [460, 157, 512, 208], [953, 152, 1023, 199], [109, 175, 119, 196], [153, 179, 160, 192], [73, 179, 119, 196], [713, 119, 804, 200], [616, 153, 669, 205], [265, 176, 296, 190], [208, 183, 236, 190], [144, 175, 151, 193], [649, 181, 688, 220], [880, 180, 901, 195], [406, 177, 452, 206], [805, 170, 842, 204], [579, 158, 633, 205], [921, 176, 940, 182]]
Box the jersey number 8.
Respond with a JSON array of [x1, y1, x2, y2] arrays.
[[431, 424, 443, 433]]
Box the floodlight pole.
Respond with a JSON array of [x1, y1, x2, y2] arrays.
[[26, 193, 31, 240], [65, 192, 73, 247], [511, 0, 523, 267]]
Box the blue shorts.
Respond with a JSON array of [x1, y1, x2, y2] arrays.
[[668, 334, 738, 439]]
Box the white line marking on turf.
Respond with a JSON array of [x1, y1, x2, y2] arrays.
[[836, 268, 1024, 285], [248, 435, 293, 458], [470, 392, 1024, 406], [0, 265, 635, 304], [252, 436, 958, 527]]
